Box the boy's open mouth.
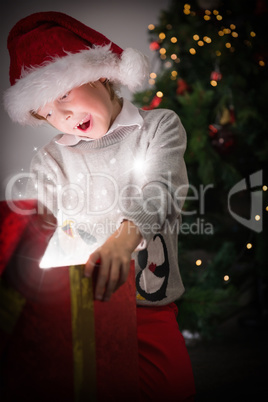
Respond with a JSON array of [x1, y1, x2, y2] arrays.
[[74, 115, 91, 131]]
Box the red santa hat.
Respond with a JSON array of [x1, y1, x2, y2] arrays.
[[4, 11, 149, 126]]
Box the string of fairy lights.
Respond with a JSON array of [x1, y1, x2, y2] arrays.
[[147, 3, 263, 91], [146, 3, 267, 283], [193, 186, 267, 283]]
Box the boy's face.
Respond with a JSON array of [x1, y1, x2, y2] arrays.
[[37, 80, 121, 139]]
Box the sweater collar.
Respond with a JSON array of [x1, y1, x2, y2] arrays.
[[55, 98, 143, 146]]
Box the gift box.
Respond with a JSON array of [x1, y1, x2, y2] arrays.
[[0, 200, 139, 401]]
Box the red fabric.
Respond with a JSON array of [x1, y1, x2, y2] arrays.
[[0, 200, 38, 275], [137, 303, 196, 402], [8, 11, 123, 86], [0, 201, 139, 401]]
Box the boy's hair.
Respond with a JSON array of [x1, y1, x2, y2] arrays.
[[31, 80, 119, 122]]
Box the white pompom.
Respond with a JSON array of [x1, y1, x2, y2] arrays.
[[119, 48, 150, 91]]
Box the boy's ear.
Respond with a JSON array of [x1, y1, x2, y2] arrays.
[[99, 77, 106, 83]]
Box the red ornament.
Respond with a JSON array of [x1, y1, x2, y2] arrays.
[[149, 41, 160, 51], [176, 78, 190, 95], [210, 70, 222, 81], [208, 124, 220, 137], [142, 95, 163, 110], [209, 125, 235, 154]]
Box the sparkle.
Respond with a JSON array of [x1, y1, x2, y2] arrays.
[[133, 157, 146, 174]]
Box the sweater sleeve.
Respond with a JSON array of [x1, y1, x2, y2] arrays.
[[26, 146, 59, 217], [121, 109, 188, 245]]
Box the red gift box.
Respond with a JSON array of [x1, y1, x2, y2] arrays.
[[0, 200, 139, 401]]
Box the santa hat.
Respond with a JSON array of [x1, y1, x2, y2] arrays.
[[4, 11, 149, 126]]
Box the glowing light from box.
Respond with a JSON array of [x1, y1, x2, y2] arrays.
[[39, 226, 99, 269]]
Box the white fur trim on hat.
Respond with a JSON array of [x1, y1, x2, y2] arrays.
[[4, 44, 149, 126]]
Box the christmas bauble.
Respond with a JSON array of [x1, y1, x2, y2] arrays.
[[209, 124, 235, 154]]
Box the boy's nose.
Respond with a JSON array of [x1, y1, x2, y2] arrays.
[[61, 109, 73, 120]]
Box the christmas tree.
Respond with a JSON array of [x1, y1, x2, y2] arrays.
[[134, 0, 268, 338]]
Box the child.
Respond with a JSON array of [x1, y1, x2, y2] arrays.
[[4, 11, 195, 401]]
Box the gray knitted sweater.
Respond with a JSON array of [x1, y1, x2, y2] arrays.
[[28, 101, 188, 306]]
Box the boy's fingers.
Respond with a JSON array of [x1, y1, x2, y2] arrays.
[[84, 250, 101, 277], [85, 249, 131, 301]]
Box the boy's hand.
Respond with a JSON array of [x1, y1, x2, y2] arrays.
[[85, 220, 142, 302]]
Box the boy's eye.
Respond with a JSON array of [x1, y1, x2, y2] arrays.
[[46, 110, 53, 119], [60, 91, 70, 100]]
